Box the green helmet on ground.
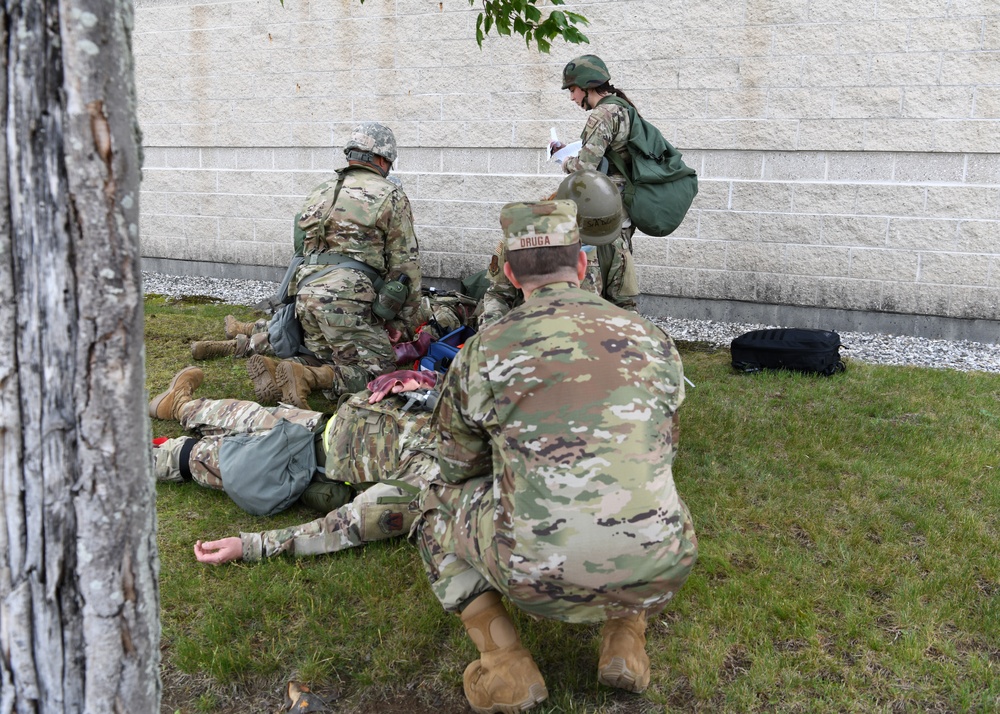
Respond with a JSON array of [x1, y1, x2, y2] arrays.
[[555, 170, 623, 246], [344, 122, 397, 164], [561, 55, 611, 90]]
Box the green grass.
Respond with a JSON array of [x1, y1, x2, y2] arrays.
[[148, 295, 1000, 713]]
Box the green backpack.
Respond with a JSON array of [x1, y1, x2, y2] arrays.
[[600, 96, 698, 237]]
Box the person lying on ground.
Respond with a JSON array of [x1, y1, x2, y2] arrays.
[[148, 365, 439, 564]]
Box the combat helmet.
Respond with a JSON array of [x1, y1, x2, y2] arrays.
[[561, 55, 611, 90], [344, 122, 398, 164], [555, 170, 623, 246]]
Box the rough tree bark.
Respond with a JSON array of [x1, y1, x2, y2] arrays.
[[0, 1, 159, 712]]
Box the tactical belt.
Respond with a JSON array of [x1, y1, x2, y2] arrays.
[[303, 253, 384, 291], [178, 437, 196, 482]]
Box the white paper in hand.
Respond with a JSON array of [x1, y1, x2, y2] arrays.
[[550, 141, 582, 164]]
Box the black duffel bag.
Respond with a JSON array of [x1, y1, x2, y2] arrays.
[[731, 328, 846, 376]]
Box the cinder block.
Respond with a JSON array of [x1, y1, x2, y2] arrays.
[[919, 251, 991, 285], [489, 149, 544, 176], [925, 185, 1000, 220], [763, 152, 827, 180], [894, 153, 966, 183], [776, 274, 820, 305], [183, 215, 220, 241], [726, 241, 786, 273], [767, 88, 833, 119], [958, 220, 1000, 253], [879, 281, 923, 314], [739, 58, 804, 90], [143, 168, 219, 194], [792, 183, 859, 214], [808, 0, 876, 22], [689, 180, 731, 211], [140, 235, 190, 260], [273, 148, 314, 171], [252, 219, 289, 245], [975, 87, 1000, 119], [849, 248, 918, 280], [863, 119, 936, 152], [803, 54, 870, 87], [636, 265, 699, 297], [985, 18, 1000, 50], [902, 87, 975, 119], [949, 286, 999, 319], [855, 184, 926, 216], [827, 152, 895, 181], [941, 51, 1000, 85], [668, 239, 728, 269], [745, 0, 809, 24], [815, 277, 883, 310], [786, 245, 851, 276], [678, 58, 741, 90], [731, 182, 794, 212], [834, 87, 903, 118], [934, 120, 1000, 153], [888, 218, 958, 251], [876, 0, 945, 20], [196, 192, 242, 218], [908, 18, 984, 51], [760, 213, 824, 244], [797, 120, 867, 151], [641, 90, 708, 119], [821, 216, 889, 247], [699, 210, 761, 242], [631, 236, 670, 265]]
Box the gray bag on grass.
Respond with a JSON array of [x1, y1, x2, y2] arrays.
[[219, 419, 317, 516]]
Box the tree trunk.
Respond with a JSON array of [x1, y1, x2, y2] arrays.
[[0, 1, 159, 712]]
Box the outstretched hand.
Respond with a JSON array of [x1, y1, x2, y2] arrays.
[[194, 537, 243, 565], [367, 370, 438, 403]]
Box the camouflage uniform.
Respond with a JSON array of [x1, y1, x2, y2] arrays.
[[561, 97, 640, 312], [154, 392, 437, 561], [291, 161, 422, 397], [415, 202, 697, 624], [478, 238, 636, 328]]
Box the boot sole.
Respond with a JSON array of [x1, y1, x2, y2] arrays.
[[149, 367, 203, 419], [274, 362, 308, 409], [247, 356, 281, 404], [598, 656, 648, 693], [467, 683, 547, 714]]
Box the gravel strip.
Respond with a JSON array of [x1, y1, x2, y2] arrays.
[[143, 271, 1000, 374]]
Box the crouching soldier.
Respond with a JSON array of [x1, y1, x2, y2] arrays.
[[148, 366, 438, 563]]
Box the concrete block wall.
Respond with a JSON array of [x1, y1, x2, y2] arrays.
[[134, 0, 1000, 335]]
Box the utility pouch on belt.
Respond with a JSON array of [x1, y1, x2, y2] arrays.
[[372, 273, 411, 321]]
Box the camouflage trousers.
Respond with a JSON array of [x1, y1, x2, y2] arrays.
[[242, 450, 439, 561], [295, 270, 397, 397], [154, 397, 324, 490], [597, 230, 639, 313], [415, 476, 699, 623], [153, 397, 437, 559]]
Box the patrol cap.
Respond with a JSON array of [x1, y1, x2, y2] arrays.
[[500, 200, 580, 252]]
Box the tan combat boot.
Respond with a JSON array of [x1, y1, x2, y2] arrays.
[[224, 314, 261, 339], [246, 355, 281, 404], [274, 361, 337, 409], [459, 592, 548, 714], [149, 367, 204, 421], [597, 611, 650, 693], [190, 334, 250, 360]]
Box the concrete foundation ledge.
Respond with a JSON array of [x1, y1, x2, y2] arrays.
[[141, 257, 999, 345]]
